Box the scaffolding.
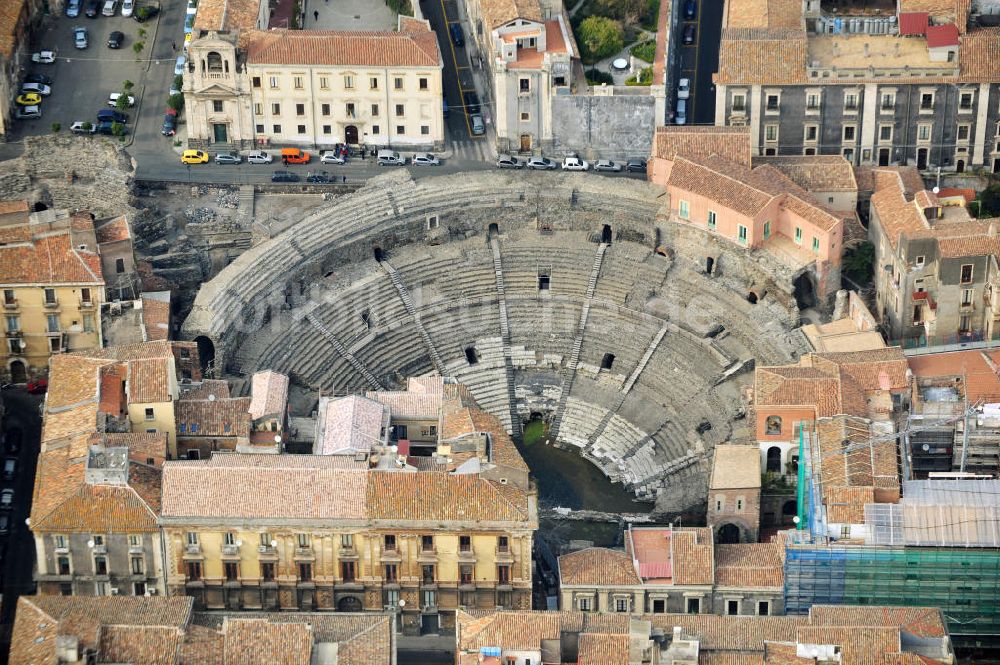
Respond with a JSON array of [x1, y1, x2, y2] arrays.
[[865, 480, 1000, 547]]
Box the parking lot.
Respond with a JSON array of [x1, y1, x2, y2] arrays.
[[674, 0, 723, 125]]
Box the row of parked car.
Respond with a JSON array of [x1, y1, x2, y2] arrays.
[[496, 154, 647, 173], [179, 147, 444, 167], [66, 0, 156, 19], [12, 74, 54, 120]]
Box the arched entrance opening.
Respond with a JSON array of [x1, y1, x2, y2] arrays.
[[717, 523, 741, 544], [793, 273, 816, 310], [9, 360, 26, 383], [373, 246, 385, 262], [782, 500, 797, 525], [337, 596, 362, 612], [600, 353, 615, 370], [488, 223, 499, 238], [601, 224, 612, 244], [33, 202, 48, 212], [345, 125, 359, 144], [194, 336, 215, 375], [766, 446, 782, 472], [956, 159, 965, 173], [706, 256, 715, 274], [747, 291, 758, 304]]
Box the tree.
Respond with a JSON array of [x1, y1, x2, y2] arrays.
[[576, 16, 623, 64], [122, 79, 134, 92], [842, 241, 875, 288], [593, 0, 646, 24], [980, 183, 1000, 217], [167, 93, 185, 112]]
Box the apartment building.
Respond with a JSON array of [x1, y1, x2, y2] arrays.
[[868, 166, 1000, 344], [558, 527, 785, 618], [713, 0, 1000, 171], [0, 202, 106, 382], [184, 16, 444, 150]]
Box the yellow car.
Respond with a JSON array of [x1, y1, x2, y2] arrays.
[[16, 93, 42, 106], [181, 149, 209, 164]]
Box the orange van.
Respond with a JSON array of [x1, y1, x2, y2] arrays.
[[280, 147, 311, 164]]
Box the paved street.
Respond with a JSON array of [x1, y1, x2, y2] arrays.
[[674, 0, 723, 124], [0, 390, 43, 665]]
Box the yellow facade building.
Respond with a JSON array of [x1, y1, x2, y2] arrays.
[[0, 201, 106, 382]]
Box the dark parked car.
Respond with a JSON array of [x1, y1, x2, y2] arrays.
[[683, 23, 696, 44], [3, 427, 21, 455], [97, 109, 128, 124], [272, 170, 300, 183], [449, 23, 464, 47], [684, 0, 697, 19], [95, 120, 128, 135], [84, 0, 101, 17], [306, 171, 333, 183], [463, 91, 480, 116], [161, 112, 176, 136], [24, 73, 53, 86], [626, 159, 647, 173], [107, 31, 124, 48]]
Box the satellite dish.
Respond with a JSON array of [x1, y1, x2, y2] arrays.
[[270, 539, 278, 547], [208, 394, 216, 401], [932, 186, 940, 194]]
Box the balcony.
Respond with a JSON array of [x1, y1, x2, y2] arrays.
[[380, 547, 402, 562], [128, 544, 143, 555], [91, 544, 107, 555], [184, 544, 202, 557], [495, 547, 514, 563], [338, 545, 359, 560], [79, 299, 94, 309], [42, 299, 59, 309], [912, 291, 937, 311], [458, 548, 477, 562], [221, 544, 241, 557], [54, 545, 69, 555], [2, 299, 17, 310], [294, 547, 315, 560], [5, 329, 21, 338], [258, 545, 278, 558], [960, 300, 975, 313], [416, 547, 437, 563]]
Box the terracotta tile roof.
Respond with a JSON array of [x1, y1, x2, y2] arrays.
[[0, 0, 26, 59], [671, 528, 715, 585], [468, 406, 530, 472], [179, 625, 224, 665], [244, 23, 441, 67], [128, 357, 173, 404], [481, 0, 542, 30], [808, 606, 947, 638], [83, 340, 177, 360], [457, 610, 629, 654], [366, 387, 442, 419], [559, 547, 641, 586], [0, 232, 104, 286], [899, 0, 961, 20], [10, 596, 194, 665], [627, 527, 674, 582], [176, 396, 252, 437], [959, 27, 1000, 81], [796, 626, 901, 665], [711, 445, 762, 489], [724, 0, 802, 28], [754, 156, 857, 192], [141, 293, 171, 342], [366, 471, 531, 522], [248, 370, 288, 420], [95, 215, 131, 244], [668, 155, 774, 218], [200, 452, 367, 468], [908, 350, 1000, 402], [223, 618, 313, 665], [100, 432, 169, 465], [47, 355, 113, 410], [646, 615, 804, 651], [578, 633, 630, 665], [182, 379, 231, 401], [714, 543, 784, 588], [316, 394, 385, 454], [653, 126, 752, 167], [926, 22, 960, 47], [814, 348, 910, 391], [193, 0, 261, 31], [716, 28, 808, 85]]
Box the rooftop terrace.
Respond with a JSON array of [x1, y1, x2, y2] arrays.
[[807, 33, 957, 75]]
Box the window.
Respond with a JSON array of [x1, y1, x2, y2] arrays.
[[880, 92, 894, 110], [764, 124, 778, 142], [812, 237, 820, 252], [212, 100, 223, 113], [268, 76, 279, 89], [715, 496, 724, 511], [94, 556, 108, 576], [737, 225, 748, 244], [186, 532, 198, 545], [370, 77, 379, 89], [5, 315, 19, 333], [371, 125, 380, 135], [758, 601, 770, 616], [395, 104, 404, 116], [727, 600, 739, 615], [962, 288, 974, 305], [297, 533, 310, 548], [844, 93, 858, 110], [498, 565, 511, 584], [260, 562, 275, 581], [394, 77, 403, 90], [131, 556, 144, 575], [843, 125, 856, 142], [520, 78, 530, 92], [427, 215, 439, 230], [879, 124, 893, 142], [46, 313, 59, 333], [915, 255, 925, 267], [498, 535, 509, 552], [271, 103, 281, 116], [3, 289, 14, 305], [578, 596, 592, 611], [765, 94, 779, 110], [370, 103, 380, 117], [806, 93, 819, 110], [319, 76, 329, 89], [920, 92, 934, 109], [144, 407, 154, 421], [842, 147, 854, 162], [794, 227, 803, 244], [296, 103, 305, 116], [50, 337, 61, 352], [343, 75, 353, 89], [615, 597, 629, 612], [384, 564, 398, 582], [223, 532, 236, 546], [652, 599, 666, 613], [57, 556, 71, 575], [763, 221, 771, 239], [384, 534, 397, 551], [421, 125, 430, 135], [678, 200, 690, 219], [961, 264, 974, 284], [461, 590, 476, 607], [60, 583, 73, 596], [341, 533, 354, 548], [737, 498, 744, 511], [804, 125, 818, 142], [422, 564, 435, 583], [419, 77, 429, 90], [186, 561, 202, 581], [960, 315, 972, 333], [396, 125, 405, 135], [460, 565, 473, 584], [707, 210, 717, 229], [460, 535, 472, 551], [224, 562, 239, 581], [293, 76, 304, 89], [7, 339, 18, 354], [385, 588, 400, 606], [252, 76, 261, 88], [256, 124, 264, 133], [44, 288, 56, 304], [341, 561, 356, 581], [686, 597, 700, 614], [960, 92, 973, 109], [918, 124, 931, 141], [421, 535, 434, 551], [732, 93, 746, 111], [422, 590, 437, 607], [958, 124, 970, 141], [841, 525, 852, 538]]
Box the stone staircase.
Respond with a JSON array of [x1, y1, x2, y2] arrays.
[[549, 242, 608, 441], [305, 312, 384, 390], [380, 260, 446, 374], [491, 236, 522, 440], [622, 325, 668, 395]]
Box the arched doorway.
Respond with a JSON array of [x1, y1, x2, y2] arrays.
[[488, 222, 499, 238], [706, 256, 714, 274], [956, 159, 965, 173], [345, 125, 359, 144], [33, 202, 48, 212], [373, 246, 385, 262], [766, 446, 782, 472], [782, 500, 797, 525], [9, 360, 26, 383], [601, 224, 612, 244], [793, 273, 816, 310], [917, 148, 928, 170], [337, 596, 363, 612], [717, 523, 741, 544], [194, 336, 215, 375], [747, 291, 758, 304]]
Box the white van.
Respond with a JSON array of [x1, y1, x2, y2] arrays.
[[246, 150, 273, 164], [377, 149, 404, 166]]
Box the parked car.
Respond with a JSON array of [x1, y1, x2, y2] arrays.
[[174, 56, 186, 76], [31, 51, 56, 64], [562, 156, 590, 171], [320, 150, 346, 165], [70, 120, 97, 134], [74, 26, 89, 49], [107, 30, 124, 48], [683, 24, 696, 45], [26, 377, 47, 394], [376, 149, 404, 166], [280, 148, 310, 164], [411, 152, 440, 166], [677, 77, 690, 100], [0, 489, 13, 511], [15, 93, 42, 106], [107, 92, 135, 107], [526, 156, 557, 170], [463, 91, 480, 115], [20, 83, 51, 96], [594, 159, 622, 172], [306, 171, 333, 183], [184, 13, 195, 33], [97, 108, 128, 123], [160, 111, 176, 136], [24, 73, 53, 86], [120, 0, 133, 16], [85, 0, 101, 16], [3, 458, 16, 481], [684, 0, 697, 19], [214, 151, 242, 165], [133, 4, 158, 20], [496, 154, 523, 169], [470, 114, 485, 135], [102, 0, 118, 16], [181, 150, 209, 164], [0, 515, 9, 536], [449, 22, 464, 46], [15, 106, 41, 119], [271, 170, 300, 182], [3, 428, 21, 455], [95, 120, 127, 135], [246, 150, 273, 164], [66, 0, 82, 17], [626, 158, 647, 173], [676, 98, 687, 125]]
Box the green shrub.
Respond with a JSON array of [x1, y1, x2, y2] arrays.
[[51, 122, 61, 133], [576, 16, 623, 64], [173, 74, 184, 90], [167, 93, 185, 111], [585, 68, 614, 85], [624, 66, 653, 85], [630, 40, 656, 62]]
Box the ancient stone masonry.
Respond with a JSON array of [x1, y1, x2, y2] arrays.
[[183, 171, 806, 507]]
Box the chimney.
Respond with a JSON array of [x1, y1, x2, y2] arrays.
[[832, 42, 839, 56], [673, 626, 683, 640], [864, 42, 870, 56]]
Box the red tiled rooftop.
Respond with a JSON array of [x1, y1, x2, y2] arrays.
[[926, 23, 959, 47], [898, 12, 929, 35]]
